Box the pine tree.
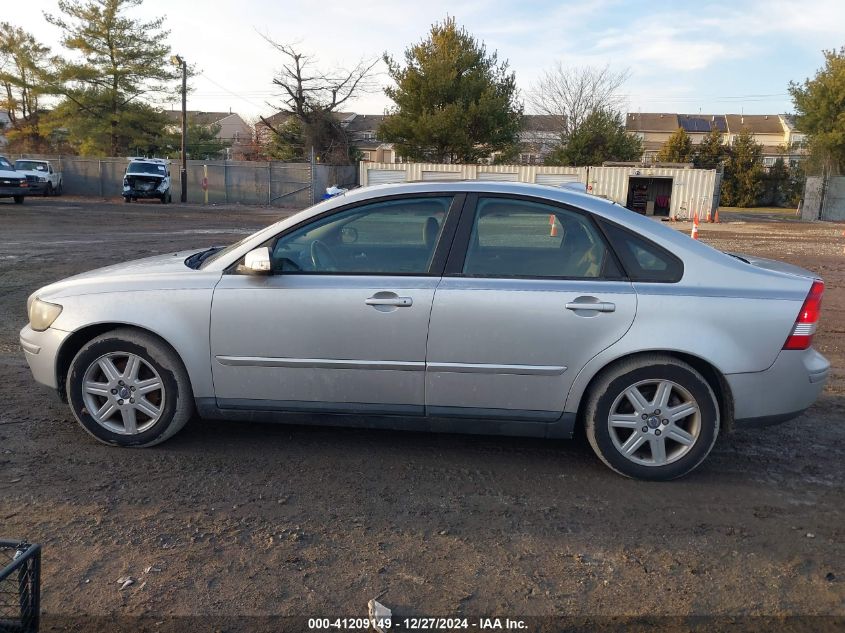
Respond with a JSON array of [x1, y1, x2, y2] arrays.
[[694, 128, 726, 169], [656, 127, 694, 163], [721, 129, 764, 207], [544, 109, 642, 166], [379, 17, 522, 163], [45, 0, 179, 155]]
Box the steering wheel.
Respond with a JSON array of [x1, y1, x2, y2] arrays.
[[310, 239, 338, 271]]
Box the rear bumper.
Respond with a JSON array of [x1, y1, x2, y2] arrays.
[[20, 324, 71, 391], [728, 348, 829, 426]]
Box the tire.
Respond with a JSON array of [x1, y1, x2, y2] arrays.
[[66, 328, 194, 447], [584, 354, 720, 481], [123, 196, 131, 203], [56, 182, 63, 196], [13, 195, 24, 204], [44, 183, 53, 197]]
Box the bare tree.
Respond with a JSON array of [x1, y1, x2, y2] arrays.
[[529, 63, 629, 140], [259, 36, 379, 163]]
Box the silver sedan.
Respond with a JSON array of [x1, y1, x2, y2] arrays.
[[20, 182, 829, 479]]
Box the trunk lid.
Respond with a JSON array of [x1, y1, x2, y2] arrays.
[[725, 252, 819, 281]]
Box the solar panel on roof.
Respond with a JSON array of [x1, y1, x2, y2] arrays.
[[679, 117, 712, 132]]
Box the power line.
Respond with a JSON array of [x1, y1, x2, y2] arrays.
[[197, 73, 270, 111]]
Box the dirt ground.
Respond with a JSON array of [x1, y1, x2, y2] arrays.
[[0, 198, 843, 630]]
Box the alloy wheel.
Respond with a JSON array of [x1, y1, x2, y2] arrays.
[[607, 379, 701, 467], [81, 352, 165, 435]]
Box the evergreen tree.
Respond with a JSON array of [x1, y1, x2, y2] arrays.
[[45, 0, 179, 155], [721, 128, 764, 207], [656, 127, 694, 163], [544, 109, 642, 166], [766, 151, 804, 207], [694, 128, 726, 169], [379, 17, 522, 163]]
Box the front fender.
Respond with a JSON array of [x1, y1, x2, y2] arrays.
[[51, 289, 216, 398]]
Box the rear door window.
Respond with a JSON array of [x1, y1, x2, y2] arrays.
[[461, 197, 619, 279]]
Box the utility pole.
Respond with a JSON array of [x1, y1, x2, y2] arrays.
[[172, 55, 188, 203]]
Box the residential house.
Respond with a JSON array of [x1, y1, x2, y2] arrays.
[[254, 110, 357, 158], [626, 112, 806, 166], [165, 110, 254, 160], [342, 112, 565, 164], [254, 111, 561, 165], [517, 114, 565, 164], [341, 114, 395, 163]]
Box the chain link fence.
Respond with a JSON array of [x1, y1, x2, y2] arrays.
[[0, 541, 41, 633], [7, 155, 358, 207]]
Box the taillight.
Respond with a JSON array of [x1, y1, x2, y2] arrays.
[[783, 280, 824, 350]]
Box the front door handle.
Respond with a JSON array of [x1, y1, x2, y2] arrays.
[[366, 296, 413, 307], [566, 301, 616, 313]]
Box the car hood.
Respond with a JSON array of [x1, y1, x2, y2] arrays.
[[16, 169, 47, 178], [726, 252, 820, 280], [0, 169, 23, 179], [33, 250, 221, 302]]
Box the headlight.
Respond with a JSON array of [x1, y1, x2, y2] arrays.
[[38, 177, 48, 182], [28, 298, 63, 332]]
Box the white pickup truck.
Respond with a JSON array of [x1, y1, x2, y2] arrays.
[[0, 155, 29, 203], [14, 159, 63, 196]]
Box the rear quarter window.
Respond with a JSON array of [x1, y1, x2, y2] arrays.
[[599, 219, 683, 283]]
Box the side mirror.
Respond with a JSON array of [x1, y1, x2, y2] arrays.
[[242, 246, 272, 274]]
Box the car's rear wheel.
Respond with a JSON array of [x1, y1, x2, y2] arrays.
[[584, 355, 719, 480], [66, 329, 194, 447]]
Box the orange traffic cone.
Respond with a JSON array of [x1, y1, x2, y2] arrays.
[[706, 209, 712, 223], [690, 213, 699, 240], [549, 214, 558, 237], [713, 209, 720, 224]]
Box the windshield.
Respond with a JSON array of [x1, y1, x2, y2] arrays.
[[15, 160, 48, 172], [127, 162, 167, 175]]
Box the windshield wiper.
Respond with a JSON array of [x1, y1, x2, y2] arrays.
[[185, 246, 223, 269]]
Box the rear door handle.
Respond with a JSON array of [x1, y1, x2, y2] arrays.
[[566, 301, 616, 313], [366, 296, 413, 307]]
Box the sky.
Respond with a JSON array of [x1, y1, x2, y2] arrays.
[[14, 0, 845, 121]]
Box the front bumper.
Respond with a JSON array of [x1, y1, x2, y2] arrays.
[[0, 186, 27, 197], [20, 325, 72, 391], [26, 182, 48, 194], [727, 348, 830, 426], [124, 188, 166, 199]]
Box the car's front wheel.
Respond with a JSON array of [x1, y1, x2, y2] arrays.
[[66, 328, 194, 447], [13, 195, 24, 204], [584, 355, 720, 480]]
